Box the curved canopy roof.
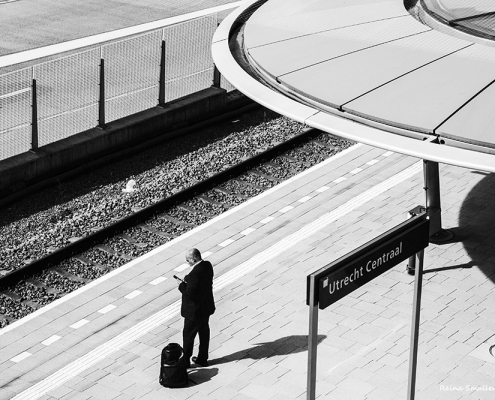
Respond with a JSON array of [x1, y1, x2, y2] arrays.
[[212, 0, 495, 172]]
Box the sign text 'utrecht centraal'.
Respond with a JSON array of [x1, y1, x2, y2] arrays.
[[307, 213, 429, 309]]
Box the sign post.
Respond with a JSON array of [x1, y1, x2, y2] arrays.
[[306, 210, 429, 400], [407, 248, 424, 400], [307, 276, 318, 400]]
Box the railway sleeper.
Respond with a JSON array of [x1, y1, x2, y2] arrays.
[[178, 204, 217, 219], [138, 224, 176, 239], [198, 194, 232, 208], [50, 266, 91, 284], [213, 187, 249, 200], [73, 255, 110, 271], [273, 153, 307, 166], [95, 245, 134, 261], [311, 139, 337, 149], [25, 277, 58, 294], [158, 214, 196, 228], [0, 289, 23, 303], [263, 161, 284, 170], [278, 154, 299, 162], [24, 299, 43, 310], [249, 170, 281, 183], [231, 178, 265, 190], [0, 315, 12, 328], [117, 233, 148, 248], [16, 279, 62, 304]]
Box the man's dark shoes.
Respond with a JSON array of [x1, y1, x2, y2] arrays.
[[192, 356, 208, 367]]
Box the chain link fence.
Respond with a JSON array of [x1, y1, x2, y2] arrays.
[[0, 13, 236, 161]]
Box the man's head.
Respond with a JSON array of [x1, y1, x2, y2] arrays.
[[185, 248, 202, 265]]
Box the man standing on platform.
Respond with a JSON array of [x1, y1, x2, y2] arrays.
[[178, 248, 215, 368]]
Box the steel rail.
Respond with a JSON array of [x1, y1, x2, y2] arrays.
[[0, 127, 321, 290]]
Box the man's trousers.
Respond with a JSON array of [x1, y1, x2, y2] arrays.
[[182, 316, 210, 362]]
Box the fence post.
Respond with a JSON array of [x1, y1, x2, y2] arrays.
[[212, 21, 222, 88], [159, 40, 166, 106], [98, 58, 106, 129], [31, 78, 39, 151], [213, 64, 221, 88]]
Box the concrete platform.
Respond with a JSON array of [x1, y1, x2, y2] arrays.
[[1, 143, 494, 400]]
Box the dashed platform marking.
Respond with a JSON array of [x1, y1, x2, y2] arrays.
[[260, 216, 274, 224], [174, 264, 189, 272], [4, 145, 394, 363], [350, 168, 362, 175], [124, 290, 142, 300], [11, 352, 31, 363], [149, 276, 167, 285], [70, 319, 89, 329], [219, 238, 235, 247], [298, 196, 312, 203], [0, 144, 363, 338], [13, 150, 420, 400], [42, 336, 61, 346], [383, 151, 393, 157], [241, 227, 256, 235], [98, 305, 116, 314], [316, 186, 330, 192]]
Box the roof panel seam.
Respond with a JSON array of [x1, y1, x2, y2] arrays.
[[433, 77, 495, 135], [340, 42, 474, 109], [247, 14, 411, 50], [276, 26, 433, 79]]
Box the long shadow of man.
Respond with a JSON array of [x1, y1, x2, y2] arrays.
[[187, 334, 326, 386], [208, 334, 327, 366]]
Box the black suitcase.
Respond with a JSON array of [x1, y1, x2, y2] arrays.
[[159, 343, 189, 388]]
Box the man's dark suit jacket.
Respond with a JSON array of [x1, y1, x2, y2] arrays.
[[179, 260, 215, 321]]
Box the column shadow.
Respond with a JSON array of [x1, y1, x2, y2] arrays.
[[424, 172, 495, 283], [208, 334, 327, 366]]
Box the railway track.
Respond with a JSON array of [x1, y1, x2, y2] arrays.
[[0, 127, 351, 328]]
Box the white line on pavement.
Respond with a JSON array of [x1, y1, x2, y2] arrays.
[[42, 336, 61, 346], [149, 276, 167, 285], [11, 160, 422, 400], [69, 319, 90, 329], [219, 239, 235, 247], [124, 291, 142, 300], [11, 352, 31, 363], [241, 227, 256, 235], [98, 305, 117, 314], [174, 263, 190, 272], [0, 144, 362, 337]]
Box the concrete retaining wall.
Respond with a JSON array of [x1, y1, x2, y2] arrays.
[[0, 87, 251, 201]]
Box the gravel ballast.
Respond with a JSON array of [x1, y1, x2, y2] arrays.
[[0, 107, 352, 293]]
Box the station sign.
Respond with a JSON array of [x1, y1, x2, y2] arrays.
[[307, 213, 429, 309]]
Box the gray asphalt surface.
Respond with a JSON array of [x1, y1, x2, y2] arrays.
[[0, 0, 238, 56]]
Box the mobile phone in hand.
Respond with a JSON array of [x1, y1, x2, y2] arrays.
[[173, 275, 184, 283]]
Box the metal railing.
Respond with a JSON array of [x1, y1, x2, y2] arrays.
[[0, 12, 237, 161]]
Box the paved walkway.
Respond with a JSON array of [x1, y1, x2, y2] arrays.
[[1, 142, 494, 400]]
